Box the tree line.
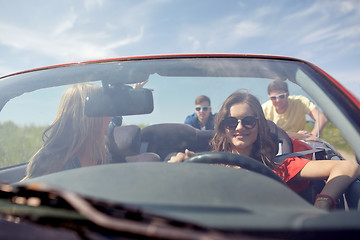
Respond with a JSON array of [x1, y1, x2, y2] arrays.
[[0, 121, 45, 168]]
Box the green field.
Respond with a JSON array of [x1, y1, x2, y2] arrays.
[[0, 121, 46, 168], [305, 121, 354, 154], [0, 121, 355, 168]]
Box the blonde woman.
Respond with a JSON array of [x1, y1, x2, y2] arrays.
[[170, 90, 360, 210], [24, 83, 112, 179]]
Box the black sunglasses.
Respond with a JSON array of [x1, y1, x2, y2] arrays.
[[195, 106, 210, 111], [222, 116, 258, 130]]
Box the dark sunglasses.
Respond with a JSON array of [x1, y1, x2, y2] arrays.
[[269, 93, 287, 101], [195, 106, 210, 111], [222, 116, 258, 130]]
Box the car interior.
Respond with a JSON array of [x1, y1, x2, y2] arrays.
[[0, 82, 358, 210], [0, 57, 359, 219]]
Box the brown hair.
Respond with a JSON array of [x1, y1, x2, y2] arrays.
[[267, 80, 288, 95], [195, 95, 211, 105], [210, 90, 277, 168]]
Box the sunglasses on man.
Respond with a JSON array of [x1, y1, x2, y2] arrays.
[[195, 106, 210, 111], [222, 116, 258, 131], [269, 93, 287, 101]]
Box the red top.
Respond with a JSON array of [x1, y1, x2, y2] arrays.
[[273, 157, 311, 192], [291, 138, 313, 159]]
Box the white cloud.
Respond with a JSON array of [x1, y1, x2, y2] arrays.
[[51, 27, 144, 60], [338, 0, 360, 14], [180, 16, 263, 52], [285, 0, 359, 21], [299, 25, 338, 45], [84, 0, 104, 11], [296, 50, 314, 61], [0, 22, 144, 62], [232, 21, 262, 39], [186, 36, 201, 51], [53, 8, 78, 36], [274, 0, 360, 61], [0, 24, 31, 49], [91, 26, 144, 54], [337, 26, 360, 40]]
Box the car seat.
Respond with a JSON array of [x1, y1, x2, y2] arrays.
[[140, 123, 214, 161], [109, 125, 161, 163], [266, 120, 293, 160]]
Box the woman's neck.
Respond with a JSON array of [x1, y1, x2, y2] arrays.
[[231, 147, 252, 157]]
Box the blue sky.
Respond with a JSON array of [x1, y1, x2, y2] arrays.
[[0, 0, 359, 97]]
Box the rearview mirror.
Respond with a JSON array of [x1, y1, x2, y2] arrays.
[[84, 84, 154, 117]]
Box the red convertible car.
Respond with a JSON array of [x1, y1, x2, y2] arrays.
[[0, 54, 359, 239]]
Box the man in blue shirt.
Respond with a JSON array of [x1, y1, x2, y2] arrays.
[[184, 95, 215, 130]]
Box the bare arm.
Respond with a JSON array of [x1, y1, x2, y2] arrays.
[[133, 79, 149, 89], [308, 107, 328, 137], [294, 160, 360, 209]]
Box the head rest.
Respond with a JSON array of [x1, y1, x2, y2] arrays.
[[112, 125, 141, 156], [141, 123, 215, 160], [266, 120, 293, 156], [266, 120, 279, 155]]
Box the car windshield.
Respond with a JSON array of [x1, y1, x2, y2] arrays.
[[0, 56, 356, 169], [0, 55, 359, 235]]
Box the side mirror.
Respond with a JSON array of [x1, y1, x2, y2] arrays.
[[84, 84, 154, 117]]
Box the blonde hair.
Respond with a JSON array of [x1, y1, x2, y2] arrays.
[[210, 90, 277, 168], [24, 83, 109, 179]]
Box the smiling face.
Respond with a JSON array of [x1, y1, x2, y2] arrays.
[[225, 102, 258, 156], [269, 90, 289, 114], [195, 100, 211, 127]]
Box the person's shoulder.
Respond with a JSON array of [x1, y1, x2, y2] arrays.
[[289, 95, 311, 101], [262, 100, 273, 109], [289, 95, 315, 107], [184, 113, 198, 123], [186, 112, 197, 119]]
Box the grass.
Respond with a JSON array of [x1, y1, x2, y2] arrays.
[[306, 121, 354, 154], [0, 120, 355, 168]]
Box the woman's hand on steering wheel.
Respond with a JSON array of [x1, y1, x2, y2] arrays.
[[168, 149, 195, 163], [183, 152, 285, 184]]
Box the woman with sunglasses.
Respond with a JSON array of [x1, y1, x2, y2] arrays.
[[170, 90, 360, 210]]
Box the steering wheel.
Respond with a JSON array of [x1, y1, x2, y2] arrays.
[[184, 152, 285, 184]]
